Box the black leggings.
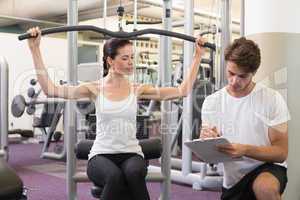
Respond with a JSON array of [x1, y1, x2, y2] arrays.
[[87, 153, 150, 200]]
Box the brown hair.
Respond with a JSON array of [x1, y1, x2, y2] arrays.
[[102, 38, 132, 76], [225, 37, 261, 73]]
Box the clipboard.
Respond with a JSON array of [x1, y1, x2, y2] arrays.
[[184, 137, 243, 164]]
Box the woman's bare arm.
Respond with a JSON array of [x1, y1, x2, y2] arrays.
[[138, 36, 205, 101], [27, 27, 93, 99]]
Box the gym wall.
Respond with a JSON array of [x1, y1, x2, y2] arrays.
[[245, 0, 300, 199], [0, 32, 68, 131], [249, 31, 300, 200]]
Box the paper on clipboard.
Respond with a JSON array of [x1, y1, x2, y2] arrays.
[[184, 137, 243, 164]]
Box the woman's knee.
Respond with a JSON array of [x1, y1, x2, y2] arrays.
[[123, 157, 147, 179], [126, 166, 147, 179], [87, 158, 124, 185]]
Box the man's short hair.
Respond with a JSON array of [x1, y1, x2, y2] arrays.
[[225, 37, 261, 73]]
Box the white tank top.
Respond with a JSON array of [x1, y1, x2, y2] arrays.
[[88, 86, 143, 160]]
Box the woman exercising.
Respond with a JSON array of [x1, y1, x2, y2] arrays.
[[27, 27, 205, 200]]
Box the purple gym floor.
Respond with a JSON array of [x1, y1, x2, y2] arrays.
[[8, 143, 221, 200]]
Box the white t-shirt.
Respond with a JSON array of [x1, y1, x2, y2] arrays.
[[201, 83, 290, 189]]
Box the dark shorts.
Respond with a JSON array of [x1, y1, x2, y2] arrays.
[[221, 163, 287, 200]]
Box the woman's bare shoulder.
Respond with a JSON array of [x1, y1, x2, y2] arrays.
[[132, 83, 153, 96], [81, 80, 102, 97]]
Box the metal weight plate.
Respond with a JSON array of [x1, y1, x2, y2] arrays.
[[27, 87, 35, 98], [26, 105, 36, 115], [11, 95, 26, 117]]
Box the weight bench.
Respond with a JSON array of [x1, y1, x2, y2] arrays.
[[75, 138, 162, 199]]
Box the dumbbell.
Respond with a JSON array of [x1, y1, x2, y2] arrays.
[[11, 95, 36, 117], [26, 87, 39, 115], [11, 94, 95, 118]]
